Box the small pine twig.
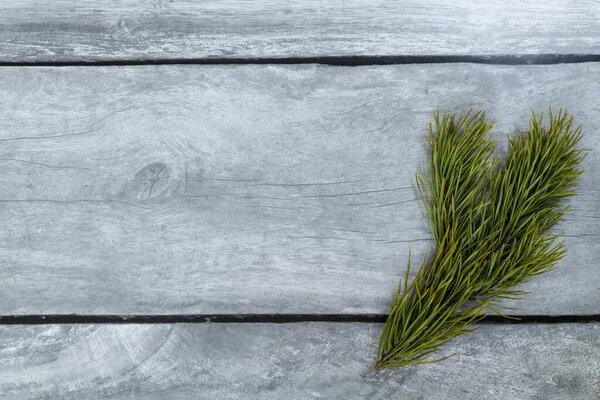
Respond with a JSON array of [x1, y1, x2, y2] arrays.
[[375, 109, 589, 370]]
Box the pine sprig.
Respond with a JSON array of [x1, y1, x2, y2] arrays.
[[375, 109, 588, 370]]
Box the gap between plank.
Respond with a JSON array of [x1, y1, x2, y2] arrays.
[[0, 314, 598, 325], [1, 54, 600, 67]]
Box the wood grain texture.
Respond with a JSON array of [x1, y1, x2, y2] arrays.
[[1, 0, 599, 61], [1, 63, 599, 315], [0, 322, 598, 399]]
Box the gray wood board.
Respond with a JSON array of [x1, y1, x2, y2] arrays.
[[1, 0, 599, 61], [0, 322, 598, 399], [1, 63, 599, 315]]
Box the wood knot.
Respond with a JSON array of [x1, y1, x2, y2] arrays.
[[131, 162, 170, 200]]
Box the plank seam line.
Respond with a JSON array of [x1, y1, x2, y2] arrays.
[[1, 54, 600, 67], [0, 314, 598, 324]]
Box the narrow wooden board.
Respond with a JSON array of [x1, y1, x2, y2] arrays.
[[1, 63, 599, 315], [0, 322, 598, 399], [1, 0, 599, 61]]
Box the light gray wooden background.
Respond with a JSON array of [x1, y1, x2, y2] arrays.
[[0, 1, 599, 399]]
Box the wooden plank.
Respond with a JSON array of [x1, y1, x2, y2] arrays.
[[0, 322, 598, 399], [0, 63, 599, 315], [1, 1, 599, 61]]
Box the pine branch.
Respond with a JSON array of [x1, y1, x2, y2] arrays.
[[375, 109, 588, 370]]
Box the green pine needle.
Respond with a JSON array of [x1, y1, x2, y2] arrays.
[[375, 108, 588, 370]]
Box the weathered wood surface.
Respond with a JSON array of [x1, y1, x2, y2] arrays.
[[1, 63, 599, 315], [0, 322, 597, 399], [1, 0, 599, 61]]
